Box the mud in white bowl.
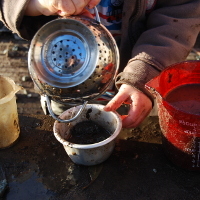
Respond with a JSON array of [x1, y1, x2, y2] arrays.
[[53, 104, 122, 166]]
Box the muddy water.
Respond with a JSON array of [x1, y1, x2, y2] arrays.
[[165, 84, 200, 115], [68, 120, 111, 144]]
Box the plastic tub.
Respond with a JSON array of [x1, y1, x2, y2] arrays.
[[0, 76, 21, 148]]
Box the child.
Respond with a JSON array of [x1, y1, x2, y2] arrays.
[[1, 0, 200, 128]]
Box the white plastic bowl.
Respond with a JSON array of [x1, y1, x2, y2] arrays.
[[53, 104, 122, 166]]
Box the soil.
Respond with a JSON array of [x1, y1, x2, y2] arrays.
[[0, 30, 200, 200], [68, 120, 111, 144]]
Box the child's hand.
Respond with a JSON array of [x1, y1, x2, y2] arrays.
[[25, 0, 100, 16], [104, 84, 152, 128]]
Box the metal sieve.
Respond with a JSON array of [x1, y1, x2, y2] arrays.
[[28, 7, 119, 122]]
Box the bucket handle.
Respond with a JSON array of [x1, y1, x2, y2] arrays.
[[45, 95, 88, 123], [94, 6, 100, 23]]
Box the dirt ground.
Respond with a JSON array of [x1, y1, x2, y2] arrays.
[[0, 31, 200, 200]]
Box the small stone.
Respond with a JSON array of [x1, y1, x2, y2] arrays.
[[153, 168, 157, 173], [12, 45, 19, 51], [21, 76, 31, 82], [27, 93, 32, 98]]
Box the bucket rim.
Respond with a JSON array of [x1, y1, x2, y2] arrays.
[[53, 104, 122, 149], [0, 76, 22, 104]]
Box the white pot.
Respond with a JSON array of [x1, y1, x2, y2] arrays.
[[53, 104, 122, 166]]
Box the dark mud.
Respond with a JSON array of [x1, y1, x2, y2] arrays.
[[68, 120, 111, 144], [0, 115, 200, 200]]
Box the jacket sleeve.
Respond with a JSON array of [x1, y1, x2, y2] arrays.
[[0, 0, 29, 39], [116, 0, 200, 99], [0, 0, 56, 40]]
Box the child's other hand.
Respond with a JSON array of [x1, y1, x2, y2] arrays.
[[104, 84, 152, 128]]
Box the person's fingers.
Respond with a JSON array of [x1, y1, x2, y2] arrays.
[[34, 0, 58, 16], [70, 0, 91, 15], [80, 8, 94, 18], [104, 84, 152, 128], [57, 0, 96, 16], [56, 0, 76, 16], [122, 105, 150, 128], [88, 0, 101, 8], [122, 93, 152, 128], [26, 0, 100, 16], [104, 91, 129, 111], [104, 84, 133, 111]]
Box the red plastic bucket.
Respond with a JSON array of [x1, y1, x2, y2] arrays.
[[145, 61, 200, 170]]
